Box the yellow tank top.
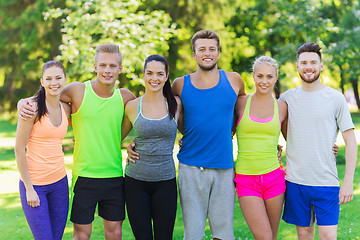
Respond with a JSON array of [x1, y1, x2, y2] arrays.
[[235, 95, 280, 175], [71, 81, 124, 178]]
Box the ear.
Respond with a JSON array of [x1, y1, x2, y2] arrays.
[[94, 64, 98, 73], [296, 62, 299, 71], [320, 62, 324, 71], [118, 65, 123, 74], [192, 51, 196, 59], [40, 78, 44, 87]]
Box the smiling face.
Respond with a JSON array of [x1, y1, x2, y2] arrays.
[[40, 66, 67, 97], [192, 38, 220, 71], [94, 52, 122, 86], [296, 52, 323, 84], [143, 60, 168, 93], [253, 62, 278, 94]]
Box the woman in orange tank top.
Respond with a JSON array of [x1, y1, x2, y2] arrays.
[[14, 61, 71, 240]]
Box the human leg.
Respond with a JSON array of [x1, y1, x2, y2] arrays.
[[264, 193, 285, 240], [47, 176, 69, 240], [152, 178, 177, 240], [318, 225, 337, 240], [98, 177, 125, 240], [103, 220, 123, 240], [296, 225, 315, 240], [71, 177, 101, 240], [73, 223, 92, 240], [239, 196, 273, 240], [19, 180, 53, 240], [124, 176, 153, 239], [207, 168, 235, 240], [178, 163, 209, 240]]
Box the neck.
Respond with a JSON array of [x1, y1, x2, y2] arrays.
[[44, 94, 60, 108], [253, 92, 273, 101], [143, 90, 165, 102], [301, 78, 325, 91], [195, 67, 219, 82], [93, 80, 115, 97]]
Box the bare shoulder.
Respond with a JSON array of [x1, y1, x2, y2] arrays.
[[225, 71, 245, 96], [125, 97, 140, 111], [172, 76, 185, 97], [125, 97, 140, 122], [277, 100, 288, 119], [61, 81, 85, 104], [235, 94, 249, 115], [120, 88, 136, 106], [175, 95, 182, 110]]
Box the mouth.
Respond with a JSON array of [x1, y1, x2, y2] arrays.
[[259, 85, 269, 89], [149, 82, 160, 87], [203, 58, 213, 63], [103, 75, 112, 80], [304, 71, 315, 78]]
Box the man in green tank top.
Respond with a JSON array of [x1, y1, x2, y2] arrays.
[[18, 44, 135, 240]]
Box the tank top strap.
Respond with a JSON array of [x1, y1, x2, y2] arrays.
[[133, 96, 143, 124], [243, 95, 252, 116]]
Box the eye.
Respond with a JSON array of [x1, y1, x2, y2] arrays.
[[46, 78, 51, 81], [257, 74, 263, 78], [268, 75, 273, 79]]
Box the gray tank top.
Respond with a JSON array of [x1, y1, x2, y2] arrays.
[[125, 97, 177, 181]]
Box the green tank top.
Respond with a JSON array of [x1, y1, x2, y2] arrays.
[[71, 81, 124, 178], [235, 95, 280, 175]]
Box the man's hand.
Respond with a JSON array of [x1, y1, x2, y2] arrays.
[[333, 144, 339, 157], [126, 141, 139, 165], [18, 98, 36, 120], [339, 180, 353, 204]]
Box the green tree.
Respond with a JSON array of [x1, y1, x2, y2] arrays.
[[0, 0, 65, 113], [47, 0, 176, 96]]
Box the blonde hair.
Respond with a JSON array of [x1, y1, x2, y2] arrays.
[[95, 44, 122, 65], [191, 30, 220, 52], [252, 56, 278, 76]]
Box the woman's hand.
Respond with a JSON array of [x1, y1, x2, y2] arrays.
[[26, 188, 40, 208]]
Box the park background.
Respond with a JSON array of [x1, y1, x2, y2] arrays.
[[0, 0, 360, 239]]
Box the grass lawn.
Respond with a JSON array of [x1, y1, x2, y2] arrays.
[[1, 118, 360, 239]]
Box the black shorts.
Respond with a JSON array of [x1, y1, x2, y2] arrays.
[[70, 176, 125, 224]]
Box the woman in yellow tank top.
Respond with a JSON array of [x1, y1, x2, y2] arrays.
[[234, 56, 288, 240], [14, 61, 71, 240]]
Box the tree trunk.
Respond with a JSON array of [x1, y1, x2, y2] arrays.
[[339, 65, 345, 94], [350, 78, 360, 110]]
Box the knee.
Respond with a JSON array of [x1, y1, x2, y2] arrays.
[[297, 227, 315, 240], [73, 231, 91, 240]]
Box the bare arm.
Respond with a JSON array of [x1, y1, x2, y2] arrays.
[[120, 88, 136, 140], [339, 128, 357, 204], [226, 71, 246, 97], [17, 97, 36, 120], [14, 115, 40, 208]]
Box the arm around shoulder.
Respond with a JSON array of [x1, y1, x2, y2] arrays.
[[226, 71, 246, 96], [61, 81, 85, 104], [120, 88, 136, 107], [172, 77, 184, 97]]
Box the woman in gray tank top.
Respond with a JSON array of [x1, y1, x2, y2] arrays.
[[122, 55, 182, 240]]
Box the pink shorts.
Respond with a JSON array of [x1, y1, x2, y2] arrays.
[[234, 167, 286, 200]]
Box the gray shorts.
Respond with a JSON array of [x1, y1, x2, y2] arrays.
[[178, 163, 235, 240]]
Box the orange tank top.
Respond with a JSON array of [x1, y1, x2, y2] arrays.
[[26, 105, 68, 185]]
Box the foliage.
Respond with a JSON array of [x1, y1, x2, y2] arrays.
[[0, 0, 65, 113], [46, 0, 176, 95]]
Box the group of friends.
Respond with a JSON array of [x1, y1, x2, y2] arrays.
[[14, 30, 357, 240]]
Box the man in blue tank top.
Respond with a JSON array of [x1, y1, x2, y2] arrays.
[[172, 30, 245, 240]]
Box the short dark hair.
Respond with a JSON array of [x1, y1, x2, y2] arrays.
[[296, 42, 322, 61], [191, 30, 220, 52]]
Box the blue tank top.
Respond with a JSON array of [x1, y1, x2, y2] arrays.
[[178, 69, 237, 169]]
